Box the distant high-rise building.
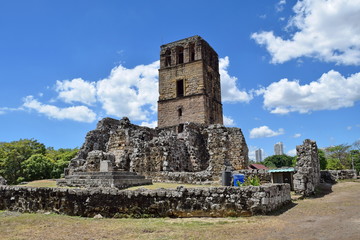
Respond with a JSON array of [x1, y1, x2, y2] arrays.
[[274, 142, 284, 155], [255, 149, 263, 162]]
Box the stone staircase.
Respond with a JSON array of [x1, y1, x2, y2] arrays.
[[57, 171, 152, 189]]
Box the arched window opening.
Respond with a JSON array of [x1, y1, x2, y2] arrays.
[[178, 108, 182, 117], [189, 44, 195, 62], [177, 47, 184, 64], [165, 49, 171, 67]]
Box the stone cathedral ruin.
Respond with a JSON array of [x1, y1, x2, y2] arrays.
[[57, 36, 249, 188], [3, 36, 357, 219]]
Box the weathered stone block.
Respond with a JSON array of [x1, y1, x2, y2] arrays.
[[100, 160, 113, 172], [293, 139, 320, 196]]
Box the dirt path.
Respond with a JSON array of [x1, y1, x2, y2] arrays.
[[251, 181, 360, 240], [0, 181, 359, 240]]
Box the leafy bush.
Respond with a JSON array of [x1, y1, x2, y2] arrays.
[[237, 176, 261, 186]]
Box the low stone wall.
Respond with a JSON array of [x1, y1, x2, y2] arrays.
[[0, 184, 291, 218], [234, 169, 271, 183], [151, 169, 272, 185], [321, 170, 357, 183]]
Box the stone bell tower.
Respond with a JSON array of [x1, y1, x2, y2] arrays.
[[157, 36, 223, 130]]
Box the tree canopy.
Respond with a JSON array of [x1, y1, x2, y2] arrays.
[[325, 144, 351, 169], [0, 139, 77, 184], [263, 155, 295, 168], [319, 142, 360, 173], [318, 149, 327, 170]]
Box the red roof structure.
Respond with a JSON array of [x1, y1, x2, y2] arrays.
[[248, 163, 268, 170]]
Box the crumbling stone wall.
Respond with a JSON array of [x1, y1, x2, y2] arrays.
[[0, 176, 6, 185], [65, 117, 248, 182], [150, 171, 214, 184], [321, 170, 357, 183], [203, 124, 248, 175], [0, 184, 290, 217], [293, 139, 320, 196]]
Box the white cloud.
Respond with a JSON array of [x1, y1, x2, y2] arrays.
[[293, 133, 301, 138], [56, 78, 97, 105], [23, 96, 96, 123], [140, 120, 157, 128], [219, 57, 253, 103], [287, 148, 297, 156], [223, 115, 235, 126], [0, 107, 23, 115], [259, 14, 267, 19], [249, 125, 285, 139], [347, 124, 360, 130], [252, 0, 360, 65], [276, 0, 286, 12], [259, 70, 360, 114], [96, 61, 159, 121]]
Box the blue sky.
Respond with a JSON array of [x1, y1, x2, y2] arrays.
[[1, 0, 359, 160]]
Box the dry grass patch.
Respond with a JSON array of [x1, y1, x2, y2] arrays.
[[17, 179, 58, 188], [16, 179, 219, 190], [0, 212, 262, 240], [126, 182, 220, 190]]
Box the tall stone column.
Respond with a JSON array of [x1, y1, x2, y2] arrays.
[[293, 139, 320, 196]]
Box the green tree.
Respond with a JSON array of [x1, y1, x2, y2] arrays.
[[22, 154, 54, 181], [349, 149, 360, 174], [46, 148, 78, 178], [263, 155, 294, 168], [325, 144, 351, 169], [326, 158, 344, 170], [318, 149, 327, 170], [353, 140, 360, 151], [352, 140, 360, 173], [0, 139, 46, 184]]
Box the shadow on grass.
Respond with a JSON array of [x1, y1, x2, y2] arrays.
[[267, 201, 298, 216], [311, 182, 333, 199], [264, 183, 333, 216], [290, 182, 333, 201]]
